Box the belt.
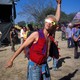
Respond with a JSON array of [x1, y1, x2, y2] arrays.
[[29, 59, 42, 67]]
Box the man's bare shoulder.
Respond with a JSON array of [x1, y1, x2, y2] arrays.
[[26, 31, 39, 43], [31, 31, 38, 36]]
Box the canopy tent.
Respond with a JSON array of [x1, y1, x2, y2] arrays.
[[0, 0, 18, 46], [71, 12, 80, 25]]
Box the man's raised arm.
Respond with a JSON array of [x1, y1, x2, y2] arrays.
[[55, 0, 62, 21]]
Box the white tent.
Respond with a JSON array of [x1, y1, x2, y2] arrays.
[[72, 12, 80, 25]]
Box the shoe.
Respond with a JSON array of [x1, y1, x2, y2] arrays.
[[47, 57, 52, 62]]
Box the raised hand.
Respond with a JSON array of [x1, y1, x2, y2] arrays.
[[56, 0, 62, 4]]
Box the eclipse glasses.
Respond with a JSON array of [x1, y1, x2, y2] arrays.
[[45, 19, 58, 26]]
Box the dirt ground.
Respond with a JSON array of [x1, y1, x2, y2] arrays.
[[0, 31, 80, 80]]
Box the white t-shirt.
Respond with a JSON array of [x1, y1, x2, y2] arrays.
[[66, 27, 72, 38], [20, 29, 24, 38]]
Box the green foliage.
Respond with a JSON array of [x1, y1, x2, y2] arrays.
[[37, 7, 55, 24], [17, 21, 26, 27], [60, 12, 76, 23]]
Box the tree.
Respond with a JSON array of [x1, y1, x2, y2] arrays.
[[18, 0, 56, 24], [59, 12, 76, 23], [60, 12, 69, 23], [18, 21, 26, 27], [17, 0, 76, 26], [67, 13, 76, 22]]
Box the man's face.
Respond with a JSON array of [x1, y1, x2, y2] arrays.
[[44, 17, 57, 34]]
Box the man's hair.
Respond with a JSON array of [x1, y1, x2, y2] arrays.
[[44, 15, 58, 35], [45, 14, 57, 21]]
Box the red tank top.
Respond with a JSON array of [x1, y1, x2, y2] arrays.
[[29, 29, 47, 65]]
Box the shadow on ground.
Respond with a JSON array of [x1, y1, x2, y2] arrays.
[[49, 56, 71, 70], [57, 56, 71, 68], [59, 69, 78, 80]]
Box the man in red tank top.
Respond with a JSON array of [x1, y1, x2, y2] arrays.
[[5, 0, 61, 80]]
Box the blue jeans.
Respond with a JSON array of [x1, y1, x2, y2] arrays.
[[47, 57, 52, 62], [67, 38, 74, 48], [53, 58, 58, 68], [27, 60, 51, 80], [42, 64, 51, 80], [27, 61, 41, 80]]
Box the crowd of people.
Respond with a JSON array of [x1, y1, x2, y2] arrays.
[[61, 23, 80, 59]]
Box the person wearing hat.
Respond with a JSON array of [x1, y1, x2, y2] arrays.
[[72, 24, 80, 59]]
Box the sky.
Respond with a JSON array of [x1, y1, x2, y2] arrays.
[[14, 0, 80, 23]]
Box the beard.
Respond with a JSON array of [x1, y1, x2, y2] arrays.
[[47, 25, 56, 35]]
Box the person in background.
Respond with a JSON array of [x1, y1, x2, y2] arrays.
[[23, 27, 27, 41], [20, 27, 24, 45], [10, 27, 18, 52], [49, 39, 60, 71], [24, 24, 34, 58], [66, 23, 74, 48], [22, 26, 28, 56], [47, 24, 60, 71], [5, 0, 61, 80], [72, 24, 80, 59], [61, 24, 66, 40], [27, 24, 34, 37]]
